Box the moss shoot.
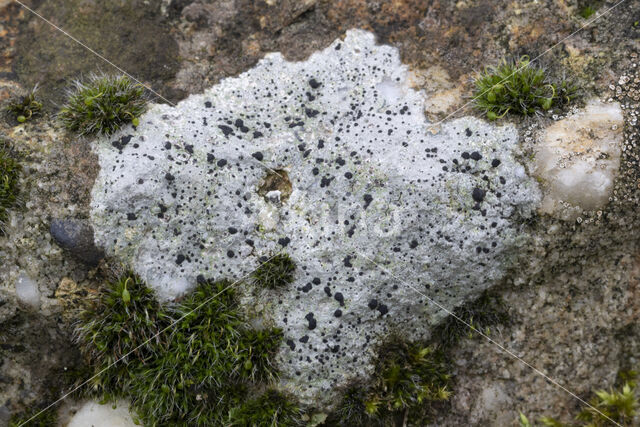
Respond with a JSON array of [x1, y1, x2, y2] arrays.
[[432, 290, 509, 348], [328, 339, 452, 425], [8, 406, 58, 427], [228, 389, 304, 426], [520, 370, 638, 426], [59, 74, 147, 135], [75, 273, 286, 426], [252, 253, 297, 289], [6, 85, 43, 123], [0, 141, 20, 234], [473, 56, 577, 120]]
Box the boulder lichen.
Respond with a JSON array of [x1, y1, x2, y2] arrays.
[[89, 30, 540, 408]]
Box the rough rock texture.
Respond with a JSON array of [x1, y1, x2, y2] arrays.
[[11, 0, 182, 105], [2, 0, 640, 423], [89, 30, 540, 407], [0, 311, 82, 424], [437, 61, 640, 426]]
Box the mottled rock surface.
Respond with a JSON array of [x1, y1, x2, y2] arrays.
[[89, 30, 540, 407], [1, 0, 640, 424]]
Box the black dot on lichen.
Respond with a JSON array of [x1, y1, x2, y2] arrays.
[[363, 194, 373, 209], [472, 187, 486, 203], [305, 313, 317, 330]]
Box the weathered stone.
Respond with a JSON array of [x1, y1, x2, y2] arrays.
[[50, 218, 104, 266], [89, 30, 540, 408], [0, 311, 82, 420], [12, 0, 182, 105]]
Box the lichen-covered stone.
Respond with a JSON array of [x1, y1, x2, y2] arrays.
[[89, 30, 540, 407]]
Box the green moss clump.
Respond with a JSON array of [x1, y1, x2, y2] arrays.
[[8, 405, 58, 427], [228, 389, 304, 426], [252, 253, 297, 289], [59, 74, 146, 135], [370, 341, 451, 418], [6, 85, 43, 123], [521, 371, 639, 426], [473, 56, 578, 120], [576, 381, 638, 426], [75, 274, 286, 426], [0, 141, 20, 234], [328, 339, 452, 425], [579, 5, 597, 19], [326, 386, 370, 426], [432, 290, 509, 348], [74, 273, 165, 394]]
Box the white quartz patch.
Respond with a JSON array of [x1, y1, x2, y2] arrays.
[[534, 99, 624, 219], [66, 400, 137, 427], [15, 273, 40, 309], [89, 30, 540, 407]]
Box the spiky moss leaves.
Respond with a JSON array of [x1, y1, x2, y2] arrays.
[[325, 292, 508, 425], [578, 2, 601, 19], [432, 290, 510, 348], [325, 387, 370, 426], [74, 273, 165, 395], [228, 389, 304, 427], [59, 74, 147, 136], [327, 340, 452, 426], [579, 5, 597, 19], [520, 371, 639, 426], [473, 56, 578, 120], [6, 85, 43, 123], [8, 405, 58, 427], [0, 140, 20, 235], [252, 253, 297, 289], [75, 273, 285, 426]]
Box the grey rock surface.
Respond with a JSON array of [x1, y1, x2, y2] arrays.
[[50, 218, 104, 266], [89, 30, 540, 407]]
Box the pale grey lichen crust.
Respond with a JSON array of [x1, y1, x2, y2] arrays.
[[90, 30, 540, 407]]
